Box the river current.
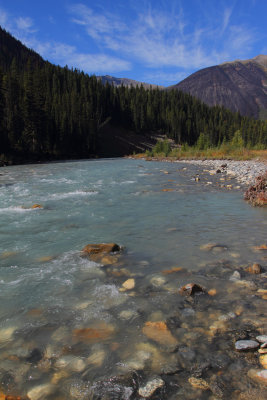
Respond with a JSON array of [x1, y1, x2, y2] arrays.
[[0, 158, 266, 399]]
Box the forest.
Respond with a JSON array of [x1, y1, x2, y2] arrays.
[[0, 27, 267, 163]]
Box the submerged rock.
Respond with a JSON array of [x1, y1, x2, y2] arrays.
[[235, 340, 259, 351], [27, 383, 54, 400], [179, 283, 206, 296], [31, 204, 43, 209], [142, 321, 178, 348], [188, 377, 210, 390], [138, 377, 164, 398], [73, 322, 115, 343], [245, 263, 263, 274], [248, 369, 267, 386], [259, 354, 267, 369]]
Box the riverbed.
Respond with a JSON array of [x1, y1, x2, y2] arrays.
[[0, 158, 266, 399]]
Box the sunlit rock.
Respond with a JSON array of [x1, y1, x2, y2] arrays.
[[31, 204, 43, 209], [142, 321, 178, 347], [0, 326, 16, 343], [259, 354, 267, 369], [138, 377, 164, 398], [122, 278, 135, 290]]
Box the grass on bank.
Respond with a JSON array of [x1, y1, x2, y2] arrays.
[[141, 139, 267, 161]]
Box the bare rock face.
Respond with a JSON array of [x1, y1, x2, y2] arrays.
[[170, 55, 267, 118]]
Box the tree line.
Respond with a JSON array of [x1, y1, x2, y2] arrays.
[[0, 27, 266, 163]]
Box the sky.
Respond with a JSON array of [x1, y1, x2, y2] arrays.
[[0, 0, 267, 86]]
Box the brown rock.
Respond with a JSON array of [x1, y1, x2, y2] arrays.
[[82, 243, 120, 256], [245, 263, 263, 274], [179, 283, 206, 296], [208, 289, 217, 296], [259, 354, 267, 369], [188, 377, 210, 390], [142, 321, 178, 347], [31, 204, 43, 209], [73, 322, 115, 343], [248, 369, 267, 386], [162, 266, 184, 275]]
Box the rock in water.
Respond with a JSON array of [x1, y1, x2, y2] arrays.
[[245, 263, 263, 274], [235, 340, 259, 351], [27, 383, 54, 400], [256, 335, 267, 343], [122, 279, 135, 290], [248, 369, 267, 386], [179, 283, 206, 296], [82, 243, 120, 255], [138, 377, 164, 398], [142, 321, 178, 348], [188, 377, 210, 390]]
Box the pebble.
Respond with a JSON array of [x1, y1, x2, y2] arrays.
[[235, 340, 259, 351], [229, 271, 241, 281], [248, 369, 267, 386], [138, 377, 164, 398], [188, 377, 210, 390], [0, 326, 16, 343], [259, 354, 267, 368], [256, 335, 267, 344], [122, 278, 135, 290]]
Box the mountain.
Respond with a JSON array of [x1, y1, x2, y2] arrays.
[[97, 75, 162, 89], [170, 55, 267, 119]]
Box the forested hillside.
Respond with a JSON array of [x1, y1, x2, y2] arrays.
[[0, 27, 266, 163]]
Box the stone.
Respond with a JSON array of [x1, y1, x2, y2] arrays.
[[27, 383, 54, 400], [51, 370, 69, 384], [208, 289, 217, 296], [55, 356, 86, 372], [179, 283, 206, 296], [82, 243, 120, 255], [73, 322, 115, 343], [256, 335, 267, 343], [87, 349, 106, 367], [119, 310, 138, 321], [142, 321, 178, 347], [150, 275, 166, 287], [123, 350, 151, 371], [188, 377, 210, 390], [259, 354, 267, 369], [122, 279, 135, 290], [248, 369, 267, 386], [245, 263, 263, 274], [258, 349, 267, 354], [31, 204, 43, 209], [229, 271, 241, 281], [235, 340, 259, 351], [162, 266, 184, 275], [100, 255, 118, 265], [0, 326, 16, 343], [138, 377, 164, 398]]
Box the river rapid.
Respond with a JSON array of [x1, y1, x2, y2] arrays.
[[0, 158, 266, 399]]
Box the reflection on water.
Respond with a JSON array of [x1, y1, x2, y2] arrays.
[[0, 159, 266, 399]]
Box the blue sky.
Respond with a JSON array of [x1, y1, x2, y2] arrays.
[[0, 0, 266, 86]]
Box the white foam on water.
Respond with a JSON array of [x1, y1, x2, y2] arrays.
[[0, 206, 33, 213], [46, 190, 98, 200]]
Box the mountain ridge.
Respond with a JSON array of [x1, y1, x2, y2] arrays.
[[169, 55, 267, 118]]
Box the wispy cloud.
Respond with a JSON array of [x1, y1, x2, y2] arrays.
[[69, 3, 257, 71], [15, 16, 36, 33]]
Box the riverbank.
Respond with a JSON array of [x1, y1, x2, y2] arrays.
[[129, 156, 267, 187]]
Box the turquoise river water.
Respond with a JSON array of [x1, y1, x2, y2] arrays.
[[0, 158, 266, 399]]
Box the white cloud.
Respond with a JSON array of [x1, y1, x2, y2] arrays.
[[15, 16, 35, 32], [69, 3, 257, 71], [0, 8, 8, 27]]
